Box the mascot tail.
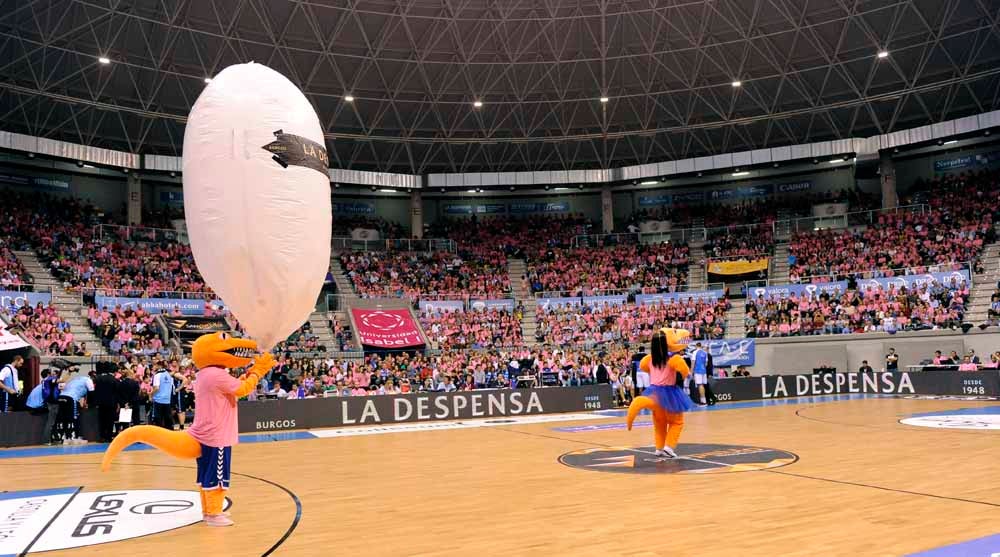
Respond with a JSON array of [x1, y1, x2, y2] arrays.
[[101, 426, 202, 472], [625, 396, 658, 431]]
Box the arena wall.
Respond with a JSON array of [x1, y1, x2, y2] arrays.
[[748, 329, 1000, 375]]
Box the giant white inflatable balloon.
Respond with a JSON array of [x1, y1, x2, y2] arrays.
[[182, 63, 331, 351]]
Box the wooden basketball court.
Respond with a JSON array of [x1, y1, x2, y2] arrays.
[[3, 395, 998, 556]]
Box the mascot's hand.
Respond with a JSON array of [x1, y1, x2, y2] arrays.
[[250, 353, 276, 376]]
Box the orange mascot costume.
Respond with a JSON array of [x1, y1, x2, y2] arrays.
[[101, 332, 275, 527], [626, 327, 694, 458]]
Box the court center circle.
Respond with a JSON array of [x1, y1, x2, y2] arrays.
[[558, 443, 798, 475], [900, 414, 1000, 430]]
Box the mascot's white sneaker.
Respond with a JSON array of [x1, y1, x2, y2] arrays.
[[654, 447, 677, 458], [204, 514, 234, 527]]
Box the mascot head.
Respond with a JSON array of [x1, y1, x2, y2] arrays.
[[191, 331, 259, 370], [661, 327, 690, 353], [650, 327, 691, 368]]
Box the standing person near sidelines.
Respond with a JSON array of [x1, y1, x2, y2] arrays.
[[634, 347, 651, 394], [25, 369, 62, 444], [0, 355, 23, 413], [703, 349, 718, 406], [59, 371, 94, 444], [691, 342, 709, 406], [152, 366, 175, 429]]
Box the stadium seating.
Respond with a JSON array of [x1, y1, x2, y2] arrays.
[[420, 307, 523, 349], [535, 298, 729, 345]]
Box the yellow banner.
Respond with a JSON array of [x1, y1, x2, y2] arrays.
[[707, 258, 769, 275]]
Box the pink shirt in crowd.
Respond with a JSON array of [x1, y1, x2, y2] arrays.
[[186, 366, 246, 448]]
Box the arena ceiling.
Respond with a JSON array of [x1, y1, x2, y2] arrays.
[[1, 0, 999, 175]]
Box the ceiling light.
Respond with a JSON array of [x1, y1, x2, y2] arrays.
[[544, 185, 550, 191], [98, 56, 111, 65], [344, 95, 355, 102], [640, 181, 657, 185], [26, 153, 34, 159], [169, 172, 176, 178], [578, 184, 584, 190], [333, 183, 340, 189], [732, 171, 749, 177], [76, 161, 84, 167], [204, 77, 212, 84], [473, 100, 483, 108], [943, 140, 957, 145], [467, 189, 477, 193], [773, 163, 779, 168], [731, 80, 742, 87], [379, 189, 396, 193], [509, 186, 516, 191], [476, 188, 483, 193], [599, 97, 609, 103], [83, 164, 94, 169], [370, 186, 377, 192], [828, 158, 846, 164], [877, 50, 889, 59], [440, 187, 446, 193], [697, 172, 703, 177]]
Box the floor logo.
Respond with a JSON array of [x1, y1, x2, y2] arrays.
[[0, 488, 230, 554], [558, 443, 798, 475], [900, 414, 1000, 430]]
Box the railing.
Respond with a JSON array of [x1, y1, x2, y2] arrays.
[[0, 284, 51, 294], [638, 227, 707, 245], [533, 288, 633, 299], [743, 260, 974, 293], [78, 288, 218, 301], [94, 223, 186, 244], [572, 232, 639, 248], [332, 237, 457, 253], [531, 282, 727, 301], [632, 203, 931, 247]]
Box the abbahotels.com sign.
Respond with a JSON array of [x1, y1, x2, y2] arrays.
[[240, 386, 611, 432]]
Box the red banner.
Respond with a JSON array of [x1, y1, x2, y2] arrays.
[[350, 308, 425, 348]]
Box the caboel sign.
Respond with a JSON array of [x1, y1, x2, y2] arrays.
[[0, 488, 229, 554]]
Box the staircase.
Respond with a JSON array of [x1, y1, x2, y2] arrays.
[[771, 243, 790, 284], [725, 303, 746, 339], [688, 245, 708, 290], [307, 310, 336, 351], [328, 257, 359, 303], [507, 258, 537, 345], [12, 250, 104, 355], [966, 243, 1000, 324]]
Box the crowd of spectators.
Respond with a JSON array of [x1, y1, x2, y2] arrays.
[[333, 215, 404, 238], [2, 302, 85, 356], [535, 298, 729, 345], [420, 307, 524, 350], [744, 280, 968, 337], [247, 344, 636, 400], [789, 170, 999, 282], [0, 244, 28, 287], [627, 189, 878, 230], [88, 304, 167, 357], [272, 323, 321, 353], [526, 243, 689, 296], [340, 250, 509, 301], [428, 214, 592, 259], [704, 228, 774, 258]]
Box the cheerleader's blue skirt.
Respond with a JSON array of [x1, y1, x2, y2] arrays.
[[642, 384, 696, 413]]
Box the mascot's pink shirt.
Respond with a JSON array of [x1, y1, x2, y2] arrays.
[[186, 366, 243, 448]]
